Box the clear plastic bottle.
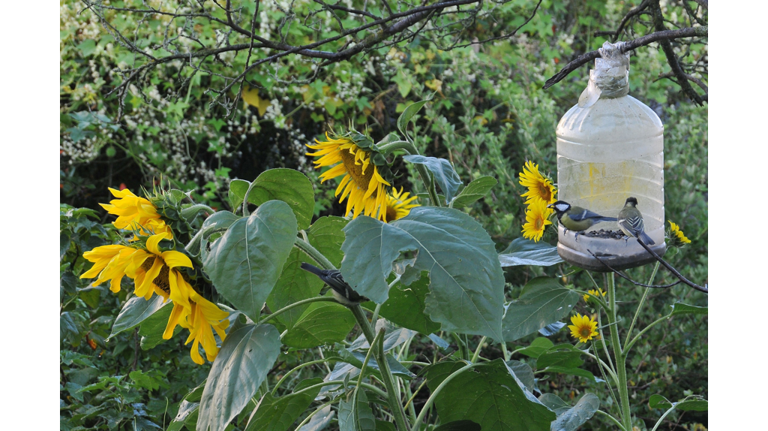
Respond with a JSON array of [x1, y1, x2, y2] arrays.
[[555, 42, 666, 271]]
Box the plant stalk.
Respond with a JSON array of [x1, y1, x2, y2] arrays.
[[607, 272, 632, 430]]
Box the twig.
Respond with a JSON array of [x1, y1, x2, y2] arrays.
[[634, 239, 708, 293], [543, 26, 707, 90], [586, 249, 682, 289], [594, 0, 650, 41]]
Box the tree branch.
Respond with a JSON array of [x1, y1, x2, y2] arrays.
[[543, 26, 707, 90]]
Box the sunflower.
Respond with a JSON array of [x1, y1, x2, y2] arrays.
[[521, 199, 553, 242], [668, 221, 691, 246], [519, 161, 557, 205], [383, 187, 419, 222], [81, 232, 229, 364], [100, 187, 172, 238], [306, 133, 391, 220], [568, 313, 598, 343], [583, 288, 606, 303]]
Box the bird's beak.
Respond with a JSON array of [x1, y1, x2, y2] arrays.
[[547, 203, 553, 208]]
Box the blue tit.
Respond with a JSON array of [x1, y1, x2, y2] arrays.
[[300, 262, 369, 306], [617, 197, 655, 245], [548, 200, 618, 240]]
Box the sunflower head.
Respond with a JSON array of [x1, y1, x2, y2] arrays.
[[568, 313, 598, 344], [519, 160, 557, 205], [667, 221, 692, 247], [383, 187, 420, 222], [306, 130, 397, 221], [521, 199, 554, 242], [145, 185, 196, 237], [100, 187, 173, 238], [583, 288, 606, 303]]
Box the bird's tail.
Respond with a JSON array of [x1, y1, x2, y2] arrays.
[[639, 231, 655, 245], [300, 262, 325, 276]]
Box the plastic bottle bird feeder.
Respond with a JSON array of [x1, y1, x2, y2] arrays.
[[555, 42, 667, 271]]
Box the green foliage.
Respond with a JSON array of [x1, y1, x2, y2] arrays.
[[61, 1, 707, 430]]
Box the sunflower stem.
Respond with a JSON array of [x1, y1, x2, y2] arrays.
[[350, 304, 410, 431], [294, 237, 336, 270], [625, 261, 660, 347], [607, 272, 633, 430]]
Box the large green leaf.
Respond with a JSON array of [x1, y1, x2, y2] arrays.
[[307, 216, 348, 268], [138, 300, 178, 350], [425, 359, 556, 431], [203, 200, 297, 321], [536, 350, 584, 370], [503, 277, 580, 342], [245, 378, 324, 431], [282, 302, 356, 349], [197, 323, 281, 431], [403, 155, 462, 204], [450, 176, 497, 208], [367, 274, 441, 335], [434, 421, 481, 431], [109, 295, 167, 340], [266, 248, 323, 329], [539, 393, 600, 431], [230, 169, 314, 230], [518, 338, 555, 359], [341, 207, 505, 340], [498, 238, 563, 267]]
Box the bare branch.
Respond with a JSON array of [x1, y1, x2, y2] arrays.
[[593, 0, 650, 41], [650, 0, 704, 105]]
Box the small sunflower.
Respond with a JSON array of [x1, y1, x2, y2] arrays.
[[383, 187, 419, 222], [81, 232, 229, 365], [100, 187, 172, 238], [568, 313, 598, 344], [519, 161, 557, 205], [668, 221, 691, 246], [583, 288, 606, 303], [522, 199, 553, 242], [306, 133, 391, 221]]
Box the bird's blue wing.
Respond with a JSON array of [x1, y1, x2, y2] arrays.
[[570, 208, 616, 222]]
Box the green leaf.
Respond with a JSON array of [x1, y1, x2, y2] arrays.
[[541, 366, 598, 382], [498, 238, 563, 267], [341, 207, 505, 340], [297, 405, 334, 431], [78, 286, 102, 309], [536, 351, 584, 370], [649, 394, 673, 410], [403, 155, 462, 204], [368, 274, 441, 335], [338, 390, 376, 431], [518, 338, 555, 358], [231, 169, 315, 230], [229, 179, 251, 210], [450, 176, 497, 208], [203, 200, 297, 321], [197, 324, 281, 431], [109, 295, 167, 340], [393, 70, 413, 99], [397, 100, 427, 136], [282, 302, 356, 348], [245, 378, 324, 431], [266, 248, 323, 329], [670, 303, 708, 316], [502, 277, 580, 342], [78, 39, 96, 57], [138, 301, 178, 350], [539, 393, 600, 431], [307, 216, 348, 268], [506, 360, 536, 392], [649, 395, 707, 412], [425, 359, 556, 431], [168, 400, 198, 431]]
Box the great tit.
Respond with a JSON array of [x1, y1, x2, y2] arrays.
[[548, 200, 618, 240], [300, 262, 369, 306], [617, 197, 655, 245]]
